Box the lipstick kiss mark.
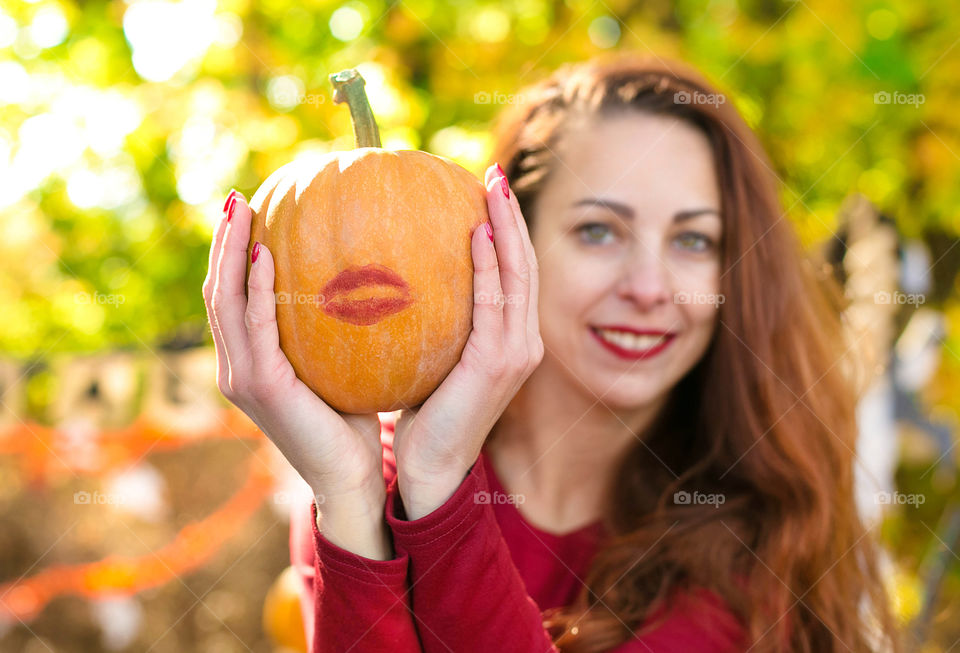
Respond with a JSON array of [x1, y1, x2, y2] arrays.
[[320, 263, 413, 326]]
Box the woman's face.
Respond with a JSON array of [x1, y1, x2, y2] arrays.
[[529, 110, 723, 410]]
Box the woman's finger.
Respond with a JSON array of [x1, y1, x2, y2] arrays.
[[484, 164, 538, 283], [507, 180, 542, 355], [213, 193, 254, 373], [469, 218, 505, 358], [484, 164, 541, 365], [203, 195, 234, 383], [244, 242, 296, 397], [483, 167, 529, 342]]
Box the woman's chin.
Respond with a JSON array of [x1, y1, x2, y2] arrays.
[[590, 378, 670, 413]]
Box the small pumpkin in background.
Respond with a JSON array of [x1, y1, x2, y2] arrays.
[[245, 68, 488, 414], [262, 565, 307, 653]]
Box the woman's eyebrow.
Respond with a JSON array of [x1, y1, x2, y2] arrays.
[[571, 198, 719, 222]]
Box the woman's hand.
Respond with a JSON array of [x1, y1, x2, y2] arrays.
[[392, 164, 544, 519], [202, 191, 390, 558]]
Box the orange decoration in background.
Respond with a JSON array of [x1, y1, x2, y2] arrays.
[[0, 409, 277, 622], [0, 409, 264, 484]]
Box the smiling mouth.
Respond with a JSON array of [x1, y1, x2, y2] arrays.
[[589, 327, 677, 360], [320, 264, 413, 326]]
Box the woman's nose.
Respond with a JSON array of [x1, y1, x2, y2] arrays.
[[615, 247, 672, 310]]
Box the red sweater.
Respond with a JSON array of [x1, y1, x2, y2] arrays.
[[290, 417, 747, 652]]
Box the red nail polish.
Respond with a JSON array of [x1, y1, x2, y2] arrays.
[[223, 189, 238, 213], [499, 175, 510, 199], [483, 222, 494, 242], [252, 241, 261, 263], [495, 163, 505, 178], [226, 196, 237, 222]]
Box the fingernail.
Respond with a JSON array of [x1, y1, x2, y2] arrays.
[[495, 164, 510, 199], [223, 189, 238, 213], [226, 196, 237, 222], [483, 222, 494, 242], [252, 241, 261, 263]]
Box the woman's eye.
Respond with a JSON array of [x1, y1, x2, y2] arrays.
[[674, 231, 715, 252], [577, 222, 615, 245]]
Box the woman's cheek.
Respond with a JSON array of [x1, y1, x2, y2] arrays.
[[669, 262, 722, 317]]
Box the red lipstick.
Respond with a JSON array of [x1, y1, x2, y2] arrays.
[[320, 264, 413, 326], [589, 326, 677, 361]]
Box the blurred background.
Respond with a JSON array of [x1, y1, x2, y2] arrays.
[[1, 0, 959, 651]]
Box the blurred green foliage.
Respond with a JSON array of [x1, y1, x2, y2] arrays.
[[2, 0, 959, 356]]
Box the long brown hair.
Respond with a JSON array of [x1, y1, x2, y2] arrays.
[[487, 54, 901, 653]]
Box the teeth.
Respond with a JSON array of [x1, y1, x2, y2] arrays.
[[596, 329, 667, 351]]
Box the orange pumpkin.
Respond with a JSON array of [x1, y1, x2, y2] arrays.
[[262, 565, 307, 652], [245, 69, 488, 414]]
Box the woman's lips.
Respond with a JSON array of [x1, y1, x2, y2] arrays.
[[320, 264, 413, 326]]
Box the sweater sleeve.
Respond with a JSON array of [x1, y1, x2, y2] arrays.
[[385, 455, 560, 653]]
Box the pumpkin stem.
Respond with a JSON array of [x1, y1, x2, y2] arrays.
[[329, 69, 382, 149]]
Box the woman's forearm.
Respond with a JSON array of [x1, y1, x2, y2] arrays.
[[314, 489, 394, 560], [397, 465, 471, 520]]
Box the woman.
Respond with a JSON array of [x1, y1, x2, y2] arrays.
[[203, 54, 902, 652]]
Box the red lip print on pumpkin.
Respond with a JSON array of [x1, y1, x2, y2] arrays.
[[320, 264, 413, 326]]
